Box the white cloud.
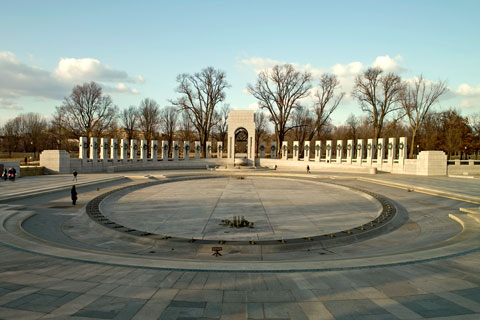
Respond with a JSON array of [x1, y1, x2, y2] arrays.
[[247, 102, 260, 111], [53, 57, 131, 83], [454, 83, 480, 109], [113, 83, 139, 94], [0, 97, 23, 110], [240, 57, 324, 78], [456, 83, 480, 96], [137, 75, 145, 84], [331, 62, 363, 77], [372, 55, 405, 73], [0, 51, 139, 104]]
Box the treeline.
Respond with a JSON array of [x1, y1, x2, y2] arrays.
[[1, 65, 479, 160]]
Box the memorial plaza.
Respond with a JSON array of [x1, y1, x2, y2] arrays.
[[0, 165, 479, 319]]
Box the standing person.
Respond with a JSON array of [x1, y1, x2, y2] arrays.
[[72, 169, 78, 182], [71, 185, 78, 205], [2, 169, 7, 180], [307, 165, 311, 174]]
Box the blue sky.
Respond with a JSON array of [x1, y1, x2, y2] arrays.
[[1, 0, 479, 126]]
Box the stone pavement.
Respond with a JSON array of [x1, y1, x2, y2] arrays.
[[0, 169, 479, 319]]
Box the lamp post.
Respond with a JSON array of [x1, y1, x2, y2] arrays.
[[416, 144, 420, 158], [464, 146, 467, 160]]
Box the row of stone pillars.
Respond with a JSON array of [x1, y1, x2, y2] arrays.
[[258, 137, 408, 163], [79, 137, 226, 162]]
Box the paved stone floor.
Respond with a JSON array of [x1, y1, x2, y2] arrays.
[[101, 176, 381, 241], [0, 169, 479, 319]]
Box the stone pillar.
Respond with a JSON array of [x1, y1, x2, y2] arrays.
[[217, 141, 223, 158], [40, 150, 70, 174], [151, 140, 158, 161], [140, 139, 148, 162], [377, 138, 385, 164], [387, 137, 396, 163], [162, 140, 169, 160], [194, 141, 201, 159], [79, 137, 88, 160], [346, 139, 353, 164], [416, 151, 447, 176], [366, 139, 374, 165], [356, 139, 364, 164], [336, 140, 343, 163], [206, 141, 212, 158], [259, 142, 266, 158], [110, 139, 118, 162], [399, 137, 407, 163], [293, 141, 299, 161], [282, 141, 288, 160], [172, 141, 179, 160], [90, 137, 98, 161], [100, 138, 108, 162], [120, 139, 129, 162], [130, 139, 137, 162], [270, 142, 277, 159], [304, 141, 310, 162], [315, 141, 322, 162], [326, 140, 332, 163], [184, 141, 190, 160]]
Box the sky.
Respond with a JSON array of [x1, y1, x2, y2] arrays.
[[1, 0, 479, 127]]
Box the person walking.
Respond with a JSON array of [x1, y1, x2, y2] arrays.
[[306, 165, 311, 174], [71, 185, 78, 205], [72, 169, 78, 182]]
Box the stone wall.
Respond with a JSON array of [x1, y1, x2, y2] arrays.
[[0, 161, 21, 178]]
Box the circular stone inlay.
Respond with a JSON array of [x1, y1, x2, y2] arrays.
[[100, 177, 383, 241]]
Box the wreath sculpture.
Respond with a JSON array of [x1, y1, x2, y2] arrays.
[[388, 142, 393, 150], [163, 145, 168, 152], [271, 145, 276, 152], [143, 144, 148, 150], [293, 145, 298, 151], [377, 143, 383, 150], [357, 144, 362, 150], [315, 144, 321, 151], [259, 145, 265, 151], [185, 145, 190, 151], [153, 144, 158, 151], [174, 144, 179, 151], [133, 144, 137, 150], [398, 142, 404, 150], [196, 145, 201, 152], [367, 144, 372, 150], [218, 146, 222, 152], [283, 145, 288, 153], [337, 144, 342, 151], [305, 145, 310, 152], [207, 145, 212, 151], [347, 144, 352, 151], [326, 145, 331, 151], [93, 142, 98, 150]]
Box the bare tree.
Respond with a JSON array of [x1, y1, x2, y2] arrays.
[[345, 113, 360, 142], [160, 106, 178, 155], [213, 104, 230, 146], [121, 105, 139, 141], [21, 113, 48, 158], [178, 111, 196, 142], [170, 67, 230, 156], [2, 117, 22, 156], [55, 82, 118, 139], [254, 111, 268, 154], [307, 73, 344, 141], [138, 98, 161, 141], [352, 68, 404, 142], [291, 106, 314, 156], [400, 76, 447, 158], [247, 64, 311, 154]]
